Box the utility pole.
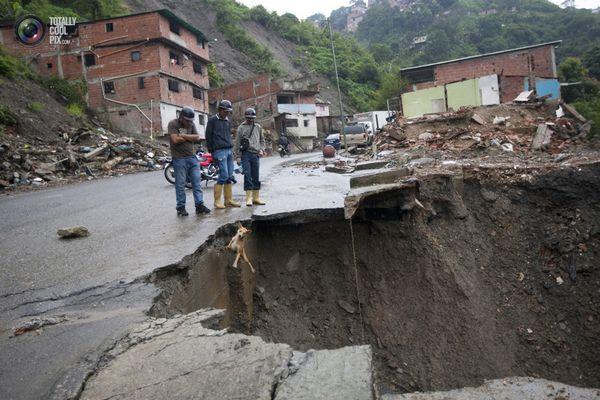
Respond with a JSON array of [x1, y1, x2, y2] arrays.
[[326, 19, 348, 151]]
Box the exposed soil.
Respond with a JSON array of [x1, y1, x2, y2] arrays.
[[150, 161, 600, 395]]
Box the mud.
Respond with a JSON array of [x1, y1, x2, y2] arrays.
[[149, 161, 600, 395]]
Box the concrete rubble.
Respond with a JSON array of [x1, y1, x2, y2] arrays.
[[80, 309, 374, 400], [382, 377, 600, 400]]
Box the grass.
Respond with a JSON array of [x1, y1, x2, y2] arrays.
[[27, 102, 45, 113], [66, 103, 84, 118]]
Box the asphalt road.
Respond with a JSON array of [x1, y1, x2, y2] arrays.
[[0, 153, 348, 313], [0, 152, 353, 400]]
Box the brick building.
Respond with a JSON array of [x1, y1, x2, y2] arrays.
[[399, 41, 561, 118], [0, 10, 211, 137], [209, 74, 321, 150]]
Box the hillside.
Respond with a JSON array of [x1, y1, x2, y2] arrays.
[[352, 0, 600, 67]]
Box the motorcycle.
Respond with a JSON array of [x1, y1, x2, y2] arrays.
[[278, 144, 291, 158], [163, 148, 219, 187]]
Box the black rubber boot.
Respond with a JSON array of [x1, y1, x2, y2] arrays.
[[177, 207, 189, 217], [196, 203, 211, 215]]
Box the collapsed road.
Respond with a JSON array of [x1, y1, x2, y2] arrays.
[[1, 151, 600, 399]]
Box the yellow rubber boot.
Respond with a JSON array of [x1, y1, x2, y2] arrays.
[[253, 190, 266, 205], [224, 184, 241, 207], [213, 184, 225, 209], [245, 191, 253, 207]]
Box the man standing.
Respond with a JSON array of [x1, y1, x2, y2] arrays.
[[205, 100, 241, 209], [235, 108, 266, 207], [168, 106, 211, 217]]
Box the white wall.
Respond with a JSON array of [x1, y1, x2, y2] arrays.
[[160, 102, 207, 138], [285, 114, 318, 138]]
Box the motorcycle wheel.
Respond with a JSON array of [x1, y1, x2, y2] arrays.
[[164, 163, 176, 184]]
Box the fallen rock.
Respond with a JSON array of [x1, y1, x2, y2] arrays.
[[532, 124, 553, 151], [12, 315, 69, 336], [337, 300, 355, 314], [418, 132, 435, 142], [57, 226, 90, 239], [471, 114, 486, 125]]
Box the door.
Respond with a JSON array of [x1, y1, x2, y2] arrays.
[[479, 75, 500, 106]]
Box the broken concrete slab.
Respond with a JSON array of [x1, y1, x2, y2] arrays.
[[275, 346, 373, 400], [471, 114, 485, 125], [350, 168, 412, 189], [354, 160, 389, 171], [381, 377, 600, 400], [532, 123, 553, 151], [80, 310, 375, 400]]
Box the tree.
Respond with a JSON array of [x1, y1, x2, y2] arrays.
[[583, 46, 600, 80]]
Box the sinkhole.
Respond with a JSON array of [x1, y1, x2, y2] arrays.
[[148, 162, 600, 394]]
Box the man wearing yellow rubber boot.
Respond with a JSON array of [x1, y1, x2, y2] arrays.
[[205, 100, 241, 209], [235, 108, 266, 207]]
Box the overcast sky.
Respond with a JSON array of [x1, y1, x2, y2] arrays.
[[237, 0, 600, 19]]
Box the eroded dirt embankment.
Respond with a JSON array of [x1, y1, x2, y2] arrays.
[[148, 162, 600, 395]]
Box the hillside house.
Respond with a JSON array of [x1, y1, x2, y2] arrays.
[[399, 41, 561, 118], [0, 10, 211, 137], [208, 74, 321, 150]]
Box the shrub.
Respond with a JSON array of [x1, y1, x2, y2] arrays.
[[0, 105, 17, 126], [66, 103, 84, 118], [27, 102, 44, 113]]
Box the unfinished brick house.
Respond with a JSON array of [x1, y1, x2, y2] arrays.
[[399, 41, 561, 118], [208, 74, 321, 150], [0, 10, 211, 137]]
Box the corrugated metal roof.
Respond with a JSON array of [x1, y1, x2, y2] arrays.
[[400, 41, 562, 72]]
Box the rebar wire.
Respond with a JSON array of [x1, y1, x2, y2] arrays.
[[349, 219, 365, 343]]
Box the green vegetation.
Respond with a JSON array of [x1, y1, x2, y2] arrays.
[[559, 57, 600, 137], [27, 101, 44, 112], [207, 63, 224, 88], [355, 0, 600, 68], [0, 45, 33, 79], [42, 77, 87, 106], [66, 102, 84, 117], [0, 0, 125, 22], [0, 105, 17, 126]]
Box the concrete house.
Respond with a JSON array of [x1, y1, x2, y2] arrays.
[[399, 41, 561, 118], [0, 10, 211, 137]]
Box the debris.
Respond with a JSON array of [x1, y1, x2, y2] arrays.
[[102, 156, 124, 171], [526, 328, 533, 334], [325, 165, 355, 174], [518, 272, 525, 282], [532, 124, 553, 151], [556, 106, 565, 118], [514, 90, 535, 103], [493, 116, 510, 125], [500, 143, 514, 152], [12, 315, 69, 336], [560, 102, 587, 123], [84, 144, 109, 160], [57, 226, 90, 239], [471, 114, 485, 125], [418, 132, 435, 142], [556, 276, 564, 285]]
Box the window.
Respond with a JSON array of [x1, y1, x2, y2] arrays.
[[193, 87, 204, 100], [118, 110, 127, 116], [285, 119, 299, 128], [193, 62, 203, 74], [304, 120, 309, 127], [103, 81, 115, 94], [77, 55, 81, 63], [198, 114, 205, 125], [197, 36, 205, 48], [168, 79, 179, 92], [84, 53, 96, 67], [169, 20, 180, 35], [138, 77, 145, 89], [277, 95, 295, 104], [46, 63, 52, 69], [131, 51, 141, 62], [169, 51, 180, 65], [105, 23, 114, 32]]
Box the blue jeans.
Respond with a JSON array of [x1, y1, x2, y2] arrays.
[[241, 151, 260, 191], [173, 156, 204, 209], [213, 148, 235, 184]]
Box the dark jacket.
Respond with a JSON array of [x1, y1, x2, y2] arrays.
[[205, 115, 233, 153]]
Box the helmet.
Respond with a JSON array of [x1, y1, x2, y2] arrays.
[[244, 108, 256, 119], [181, 106, 195, 121], [218, 100, 233, 111]]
